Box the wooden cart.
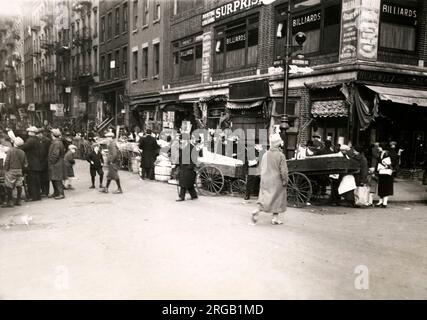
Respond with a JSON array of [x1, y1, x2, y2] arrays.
[[286, 156, 361, 207]]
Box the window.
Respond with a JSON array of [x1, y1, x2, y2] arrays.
[[132, 50, 138, 80], [379, 1, 417, 52], [101, 55, 105, 80], [115, 7, 120, 36], [94, 47, 98, 75], [214, 16, 259, 72], [174, 0, 202, 15], [107, 53, 112, 79], [172, 35, 202, 78], [115, 50, 120, 78], [123, 2, 128, 32], [142, 0, 149, 26], [133, 0, 138, 30], [153, 43, 159, 76], [122, 46, 128, 76], [275, 3, 341, 58], [107, 12, 112, 39], [154, 1, 160, 21], [142, 47, 148, 78], [94, 9, 98, 38]]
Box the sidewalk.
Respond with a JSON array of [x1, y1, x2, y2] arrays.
[[392, 178, 427, 203]]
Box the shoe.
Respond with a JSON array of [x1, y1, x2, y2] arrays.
[[54, 195, 65, 200], [89, 185, 95, 189], [99, 185, 104, 189], [113, 189, 123, 194], [100, 188, 109, 193], [244, 195, 250, 200], [380, 204, 387, 208], [374, 203, 383, 207], [48, 194, 55, 198], [2, 201, 14, 208], [15, 200, 21, 206], [176, 198, 185, 202], [191, 196, 198, 200], [251, 210, 259, 224], [271, 217, 283, 225], [41, 194, 48, 198]]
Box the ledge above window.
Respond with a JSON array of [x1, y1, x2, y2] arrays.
[[153, 19, 160, 25], [142, 24, 149, 30]]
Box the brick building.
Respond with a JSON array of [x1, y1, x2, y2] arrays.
[[157, 0, 427, 167], [128, 0, 165, 132], [94, 0, 130, 132]]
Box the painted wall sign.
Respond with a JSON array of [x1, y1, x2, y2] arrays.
[[201, 31, 212, 84], [340, 0, 360, 61], [202, 0, 262, 26], [292, 11, 321, 28], [357, 0, 380, 61]]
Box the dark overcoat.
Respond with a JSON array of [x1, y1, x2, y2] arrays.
[[21, 136, 42, 171], [107, 141, 120, 180], [139, 135, 160, 168], [39, 135, 51, 171], [48, 139, 65, 181], [178, 142, 197, 189]]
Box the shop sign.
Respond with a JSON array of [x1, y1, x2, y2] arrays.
[[56, 104, 64, 117], [65, 87, 71, 93], [202, 32, 212, 84], [381, 2, 417, 25], [202, 0, 262, 26], [226, 33, 246, 45], [229, 79, 270, 100], [28, 103, 35, 111], [50, 104, 57, 111], [292, 11, 321, 29], [358, 71, 427, 87], [181, 37, 194, 47], [180, 49, 194, 57]]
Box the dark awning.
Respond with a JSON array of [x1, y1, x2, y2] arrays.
[[365, 85, 427, 107], [159, 100, 196, 110], [311, 100, 348, 118], [226, 99, 265, 110]]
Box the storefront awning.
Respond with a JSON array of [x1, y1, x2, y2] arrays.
[[311, 100, 348, 118], [366, 85, 427, 107], [130, 98, 161, 110], [226, 99, 265, 110]]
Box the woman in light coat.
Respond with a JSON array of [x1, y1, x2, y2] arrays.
[[252, 134, 288, 225]]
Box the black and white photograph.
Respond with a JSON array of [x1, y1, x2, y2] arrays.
[[0, 0, 426, 303]]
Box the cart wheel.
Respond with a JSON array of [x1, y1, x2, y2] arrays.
[[196, 166, 225, 196], [230, 179, 247, 197], [287, 172, 312, 208]]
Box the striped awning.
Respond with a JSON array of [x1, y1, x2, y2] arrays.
[[311, 100, 348, 118]]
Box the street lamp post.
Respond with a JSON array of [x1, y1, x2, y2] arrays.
[[278, 1, 306, 157]]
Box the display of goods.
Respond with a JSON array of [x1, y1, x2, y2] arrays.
[[155, 174, 170, 182], [155, 165, 172, 176], [198, 147, 244, 166]]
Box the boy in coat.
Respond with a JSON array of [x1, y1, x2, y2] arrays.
[[87, 144, 104, 189], [2, 137, 27, 207], [100, 132, 123, 194], [48, 129, 66, 200], [64, 145, 77, 190]]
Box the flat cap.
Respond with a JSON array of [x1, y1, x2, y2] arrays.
[[51, 128, 62, 137], [105, 132, 115, 137]]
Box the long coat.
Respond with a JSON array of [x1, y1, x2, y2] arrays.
[[48, 139, 65, 181], [178, 142, 197, 189], [257, 148, 288, 213], [139, 135, 160, 168], [377, 151, 394, 197], [107, 141, 120, 180], [21, 136, 42, 171], [64, 150, 76, 177], [39, 135, 51, 171]]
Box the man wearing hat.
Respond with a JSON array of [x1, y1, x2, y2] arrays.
[[176, 133, 198, 201], [138, 129, 160, 180], [2, 137, 27, 207], [21, 126, 42, 202], [389, 141, 399, 177], [37, 128, 52, 197], [48, 129, 66, 200], [100, 131, 123, 194], [312, 134, 324, 151]]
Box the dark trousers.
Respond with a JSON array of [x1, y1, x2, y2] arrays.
[[246, 175, 260, 198], [40, 170, 50, 196], [27, 171, 41, 200], [90, 167, 104, 186], [141, 166, 154, 180], [52, 180, 64, 197], [330, 178, 340, 204], [179, 186, 198, 200]]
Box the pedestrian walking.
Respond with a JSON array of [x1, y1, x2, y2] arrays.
[[251, 134, 288, 225], [375, 143, 394, 208], [37, 128, 51, 197], [176, 133, 198, 202], [48, 129, 66, 200], [100, 132, 123, 194], [2, 137, 27, 207], [87, 144, 104, 189], [21, 126, 42, 202], [64, 145, 77, 190], [138, 129, 160, 180]]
